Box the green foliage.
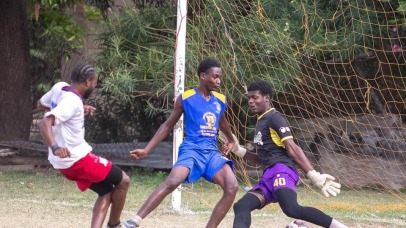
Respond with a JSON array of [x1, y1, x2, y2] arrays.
[[400, 0, 406, 11], [27, 0, 91, 106], [85, 92, 169, 142], [33, 0, 77, 6], [90, 4, 178, 141], [38, 10, 84, 42], [97, 5, 176, 100], [82, 4, 103, 20], [94, 0, 405, 140], [97, 5, 176, 104], [291, 0, 404, 60], [28, 1, 108, 107]]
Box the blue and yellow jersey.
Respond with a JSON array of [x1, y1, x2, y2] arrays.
[[254, 108, 296, 171], [179, 88, 226, 150]]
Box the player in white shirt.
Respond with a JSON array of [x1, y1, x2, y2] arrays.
[[37, 64, 130, 228]]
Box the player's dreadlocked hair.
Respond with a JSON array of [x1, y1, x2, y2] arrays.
[[71, 64, 96, 83], [197, 57, 221, 77], [247, 80, 273, 98]]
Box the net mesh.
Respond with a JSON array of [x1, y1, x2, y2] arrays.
[[18, 0, 406, 212], [184, 0, 406, 201]]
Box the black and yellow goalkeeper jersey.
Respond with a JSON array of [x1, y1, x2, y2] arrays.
[[254, 108, 296, 171]]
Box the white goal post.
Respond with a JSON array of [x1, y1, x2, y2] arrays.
[[172, 0, 187, 211]]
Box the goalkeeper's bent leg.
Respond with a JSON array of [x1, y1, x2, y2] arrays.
[[276, 188, 333, 228], [232, 193, 262, 228]]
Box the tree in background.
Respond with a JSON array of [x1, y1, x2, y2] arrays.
[[0, 0, 105, 142], [28, 0, 105, 109], [92, 2, 179, 142], [0, 0, 32, 141]]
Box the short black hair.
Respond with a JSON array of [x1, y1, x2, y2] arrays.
[[197, 57, 221, 77], [247, 80, 273, 97], [71, 63, 96, 83]]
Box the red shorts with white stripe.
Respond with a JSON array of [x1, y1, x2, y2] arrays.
[[59, 152, 112, 191]]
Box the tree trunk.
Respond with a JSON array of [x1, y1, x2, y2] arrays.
[[0, 0, 32, 141]]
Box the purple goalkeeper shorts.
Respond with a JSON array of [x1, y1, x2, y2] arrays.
[[251, 163, 300, 205]]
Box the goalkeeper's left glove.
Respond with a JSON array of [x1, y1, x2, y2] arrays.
[[218, 131, 247, 157], [306, 170, 341, 197]]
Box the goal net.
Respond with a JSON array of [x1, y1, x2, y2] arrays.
[[184, 0, 406, 201]]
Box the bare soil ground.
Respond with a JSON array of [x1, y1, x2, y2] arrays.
[[0, 199, 396, 228], [0, 165, 404, 228]]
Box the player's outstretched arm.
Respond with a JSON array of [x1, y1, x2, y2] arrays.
[[130, 98, 184, 160], [284, 138, 341, 197], [218, 131, 261, 165]]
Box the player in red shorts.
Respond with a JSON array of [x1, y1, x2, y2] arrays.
[[37, 64, 130, 228], [220, 80, 347, 228]]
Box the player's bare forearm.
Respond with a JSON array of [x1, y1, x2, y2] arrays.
[[143, 124, 172, 153], [38, 116, 57, 147], [143, 98, 184, 153], [219, 115, 235, 143], [284, 139, 313, 173]]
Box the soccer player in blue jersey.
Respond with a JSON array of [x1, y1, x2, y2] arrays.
[[222, 80, 347, 228], [124, 58, 238, 228]]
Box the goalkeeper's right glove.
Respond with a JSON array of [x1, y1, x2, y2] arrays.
[[306, 170, 341, 197], [218, 131, 247, 157]]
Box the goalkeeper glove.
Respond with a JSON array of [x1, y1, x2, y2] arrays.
[[306, 170, 341, 197], [218, 131, 247, 157]]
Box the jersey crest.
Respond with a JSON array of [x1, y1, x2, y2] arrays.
[[254, 131, 264, 146], [213, 101, 221, 114], [202, 112, 217, 132]]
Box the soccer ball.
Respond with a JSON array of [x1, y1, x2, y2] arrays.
[[286, 220, 309, 228]]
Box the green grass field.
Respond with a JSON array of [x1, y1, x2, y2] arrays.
[[0, 167, 405, 227]]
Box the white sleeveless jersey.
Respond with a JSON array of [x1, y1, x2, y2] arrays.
[[40, 82, 92, 169]]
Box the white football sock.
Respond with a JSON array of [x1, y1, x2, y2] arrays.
[[133, 215, 142, 227], [329, 219, 348, 228]]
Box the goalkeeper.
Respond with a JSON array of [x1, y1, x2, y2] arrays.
[[219, 80, 347, 228]]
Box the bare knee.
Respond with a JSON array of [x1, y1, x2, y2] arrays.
[[214, 168, 238, 196], [118, 172, 130, 190], [94, 192, 112, 212], [162, 177, 182, 192], [224, 178, 238, 196]]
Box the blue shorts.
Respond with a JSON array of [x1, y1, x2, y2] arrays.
[[251, 163, 299, 205], [173, 142, 233, 183]]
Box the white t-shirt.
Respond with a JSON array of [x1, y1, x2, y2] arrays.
[[40, 82, 92, 169]]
